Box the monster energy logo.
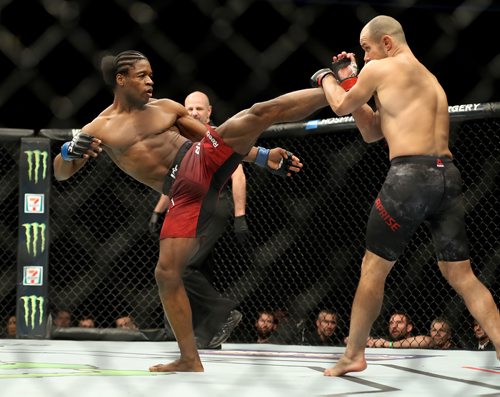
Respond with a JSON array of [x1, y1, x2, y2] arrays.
[[20, 295, 44, 330], [22, 222, 46, 256], [25, 150, 48, 184]]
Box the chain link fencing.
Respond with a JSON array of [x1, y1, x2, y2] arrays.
[[1, 108, 498, 349]]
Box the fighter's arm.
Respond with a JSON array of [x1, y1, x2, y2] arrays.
[[351, 105, 383, 143], [389, 335, 434, 348], [231, 164, 246, 217], [244, 147, 303, 177], [231, 164, 250, 245], [53, 125, 102, 181], [171, 100, 208, 142], [316, 55, 384, 143], [366, 335, 433, 348]]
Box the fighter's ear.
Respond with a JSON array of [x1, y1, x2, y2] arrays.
[[116, 73, 125, 86], [382, 35, 393, 52]]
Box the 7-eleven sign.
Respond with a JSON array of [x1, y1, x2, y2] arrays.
[[23, 266, 43, 286], [24, 194, 44, 214]]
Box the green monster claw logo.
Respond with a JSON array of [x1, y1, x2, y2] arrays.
[[22, 222, 46, 256], [20, 295, 44, 330], [0, 362, 171, 379], [25, 150, 48, 184]]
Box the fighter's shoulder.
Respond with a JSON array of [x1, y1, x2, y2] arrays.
[[80, 116, 107, 139], [148, 98, 185, 112], [360, 58, 393, 75]]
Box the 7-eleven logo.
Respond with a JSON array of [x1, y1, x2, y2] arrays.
[[24, 194, 44, 214], [23, 266, 43, 286]]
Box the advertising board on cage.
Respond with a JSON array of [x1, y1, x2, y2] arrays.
[[23, 266, 43, 286], [24, 193, 44, 213]]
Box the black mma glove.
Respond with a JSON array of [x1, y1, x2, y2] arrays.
[[149, 211, 163, 235], [310, 68, 334, 88], [254, 147, 296, 178], [331, 57, 358, 91], [233, 215, 250, 246], [61, 130, 95, 161]]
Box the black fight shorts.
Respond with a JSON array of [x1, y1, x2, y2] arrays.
[[366, 155, 470, 262]]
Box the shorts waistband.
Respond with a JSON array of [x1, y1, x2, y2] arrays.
[[391, 155, 453, 165], [162, 140, 193, 195]]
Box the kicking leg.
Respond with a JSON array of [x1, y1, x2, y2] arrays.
[[149, 237, 204, 372], [216, 87, 328, 155], [439, 259, 500, 360], [325, 251, 395, 376]]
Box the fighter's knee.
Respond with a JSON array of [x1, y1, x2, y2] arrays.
[[249, 100, 279, 120], [438, 260, 474, 292], [154, 264, 182, 290]]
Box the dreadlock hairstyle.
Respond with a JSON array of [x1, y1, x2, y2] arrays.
[[100, 50, 148, 87]]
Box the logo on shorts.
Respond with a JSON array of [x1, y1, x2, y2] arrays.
[[25, 150, 48, 184], [20, 295, 45, 330], [436, 159, 444, 168], [22, 222, 47, 257], [170, 164, 178, 179], [375, 198, 400, 232], [206, 131, 219, 148]]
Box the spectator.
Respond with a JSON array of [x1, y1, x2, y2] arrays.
[[301, 310, 343, 346], [267, 308, 299, 344], [149, 90, 245, 349], [255, 311, 278, 343], [4, 315, 16, 338], [115, 315, 139, 330], [368, 317, 454, 349], [472, 320, 495, 351], [366, 311, 414, 347], [387, 311, 413, 341], [78, 315, 96, 328], [53, 309, 72, 328]]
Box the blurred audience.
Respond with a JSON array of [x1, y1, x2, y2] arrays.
[[472, 320, 494, 351], [368, 317, 455, 349], [366, 311, 414, 347], [53, 309, 73, 328], [301, 309, 343, 346], [115, 315, 139, 330], [78, 315, 96, 328], [255, 310, 277, 343], [3, 314, 16, 338]]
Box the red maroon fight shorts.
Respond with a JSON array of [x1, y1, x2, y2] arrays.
[[160, 126, 244, 239]]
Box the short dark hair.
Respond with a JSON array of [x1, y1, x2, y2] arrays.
[[101, 50, 148, 87], [390, 311, 412, 326]]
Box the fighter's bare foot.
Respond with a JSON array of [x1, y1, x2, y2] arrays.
[[324, 355, 367, 377], [149, 358, 204, 373]]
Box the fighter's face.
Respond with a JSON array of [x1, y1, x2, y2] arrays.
[[119, 60, 154, 103], [360, 30, 386, 64]]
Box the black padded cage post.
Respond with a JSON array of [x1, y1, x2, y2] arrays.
[[16, 136, 51, 338]]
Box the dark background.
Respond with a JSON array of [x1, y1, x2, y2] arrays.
[[0, 0, 498, 130]]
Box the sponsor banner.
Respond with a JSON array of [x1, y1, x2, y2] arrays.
[[22, 222, 47, 257], [24, 149, 48, 184], [24, 193, 44, 213], [17, 138, 51, 338], [23, 266, 43, 286], [19, 295, 45, 330]]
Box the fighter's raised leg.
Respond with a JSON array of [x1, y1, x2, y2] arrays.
[[216, 87, 327, 155]]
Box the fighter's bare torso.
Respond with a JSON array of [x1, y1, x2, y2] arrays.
[[370, 53, 452, 159], [83, 98, 197, 192]]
